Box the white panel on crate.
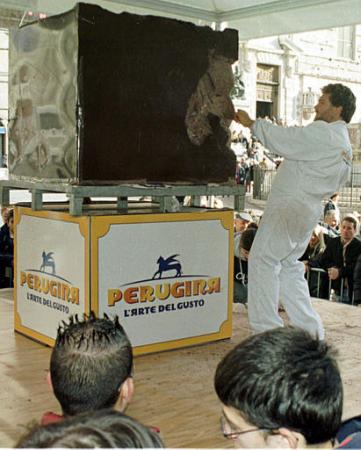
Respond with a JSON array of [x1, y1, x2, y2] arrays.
[[16, 214, 86, 339], [97, 219, 229, 347]]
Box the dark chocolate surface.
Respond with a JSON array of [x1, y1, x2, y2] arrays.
[[9, 3, 238, 184]]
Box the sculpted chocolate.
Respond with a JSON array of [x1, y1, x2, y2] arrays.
[[9, 3, 238, 184]]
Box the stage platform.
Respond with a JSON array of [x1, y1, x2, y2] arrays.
[[0, 290, 361, 447]]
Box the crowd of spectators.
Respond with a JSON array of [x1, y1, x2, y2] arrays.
[[232, 125, 282, 194], [13, 312, 361, 448], [233, 193, 361, 306], [300, 206, 361, 304]]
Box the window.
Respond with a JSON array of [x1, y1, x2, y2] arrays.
[[336, 26, 354, 59]]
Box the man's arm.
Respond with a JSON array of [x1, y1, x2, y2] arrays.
[[318, 243, 341, 280], [339, 240, 361, 279], [234, 110, 254, 129], [234, 110, 332, 161], [318, 239, 339, 271], [353, 254, 361, 304]]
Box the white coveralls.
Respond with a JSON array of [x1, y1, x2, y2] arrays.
[[248, 119, 352, 339]]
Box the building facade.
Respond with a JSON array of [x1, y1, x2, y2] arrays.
[[233, 26, 361, 158]]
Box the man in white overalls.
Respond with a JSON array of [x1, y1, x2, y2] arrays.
[[235, 84, 356, 339]]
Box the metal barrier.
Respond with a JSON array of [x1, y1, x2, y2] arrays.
[[306, 267, 326, 299], [307, 267, 354, 304], [253, 166, 277, 200]]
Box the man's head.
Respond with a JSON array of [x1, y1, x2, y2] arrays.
[[239, 228, 257, 261], [309, 225, 325, 250], [49, 313, 133, 416], [8, 209, 14, 234], [1, 206, 9, 224], [315, 83, 356, 123], [330, 192, 340, 202], [16, 409, 164, 449], [234, 211, 252, 233], [324, 210, 338, 228], [340, 215, 358, 243], [215, 327, 342, 448]]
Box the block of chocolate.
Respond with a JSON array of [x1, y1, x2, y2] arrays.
[[9, 3, 238, 184]]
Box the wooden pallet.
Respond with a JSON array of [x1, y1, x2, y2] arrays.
[[0, 179, 245, 216]]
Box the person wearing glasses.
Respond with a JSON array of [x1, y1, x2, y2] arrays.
[[215, 327, 342, 448]]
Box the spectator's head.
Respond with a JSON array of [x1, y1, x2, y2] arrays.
[[231, 130, 238, 142], [330, 192, 340, 203], [310, 224, 325, 251], [239, 228, 257, 261], [49, 313, 133, 416], [340, 215, 358, 243], [16, 409, 164, 448], [247, 221, 258, 230], [324, 210, 338, 228], [215, 327, 342, 448], [315, 84, 356, 123], [234, 211, 252, 233], [1, 206, 9, 224], [8, 209, 14, 234]]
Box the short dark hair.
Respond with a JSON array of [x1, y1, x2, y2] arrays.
[[214, 327, 342, 445], [16, 409, 164, 448], [342, 215, 358, 230], [247, 222, 259, 230], [322, 83, 356, 123], [239, 228, 257, 251], [50, 313, 133, 416]]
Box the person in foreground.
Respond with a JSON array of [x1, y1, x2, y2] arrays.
[[42, 312, 133, 424], [16, 409, 164, 448], [235, 83, 356, 339], [215, 327, 342, 448]]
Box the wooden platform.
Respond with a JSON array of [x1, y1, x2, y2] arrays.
[[0, 180, 245, 216], [1, 292, 361, 447]]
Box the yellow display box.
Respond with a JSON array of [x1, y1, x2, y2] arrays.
[[15, 206, 233, 354]]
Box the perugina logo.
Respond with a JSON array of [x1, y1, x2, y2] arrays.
[[108, 254, 221, 307], [20, 250, 79, 305]]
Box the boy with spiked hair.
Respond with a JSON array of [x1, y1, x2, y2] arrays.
[[42, 312, 133, 424]]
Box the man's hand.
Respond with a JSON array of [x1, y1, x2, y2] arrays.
[[328, 267, 340, 280], [302, 261, 309, 273], [234, 110, 254, 128]]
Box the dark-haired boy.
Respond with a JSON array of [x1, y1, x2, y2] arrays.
[[215, 327, 342, 448], [42, 313, 133, 424]]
